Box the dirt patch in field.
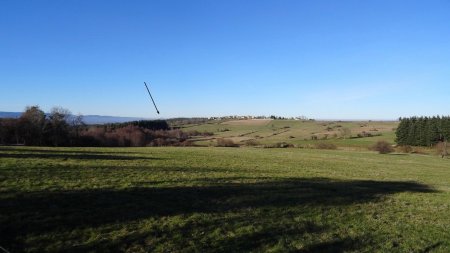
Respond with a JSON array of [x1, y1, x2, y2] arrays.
[[221, 119, 272, 126]]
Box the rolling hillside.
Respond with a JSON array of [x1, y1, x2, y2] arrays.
[[177, 119, 399, 149]]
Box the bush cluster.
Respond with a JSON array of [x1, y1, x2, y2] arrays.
[[356, 131, 382, 138], [216, 138, 239, 147], [314, 142, 337, 150], [371, 141, 394, 154], [78, 126, 206, 147]]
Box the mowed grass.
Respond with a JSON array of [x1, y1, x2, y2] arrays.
[[1, 146, 449, 252]]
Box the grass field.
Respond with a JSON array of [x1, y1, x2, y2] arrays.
[[1, 146, 449, 252], [182, 119, 398, 149]]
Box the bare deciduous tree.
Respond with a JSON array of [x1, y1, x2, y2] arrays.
[[46, 107, 71, 146], [437, 140, 448, 158], [70, 113, 85, 142], [18, 106, 46, 145]]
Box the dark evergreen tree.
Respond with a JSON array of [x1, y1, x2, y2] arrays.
[[417, 117, 428, 146], [395, 117, 409, 145], [429, 116, 441, 144], [395, 116, 450, 146], [406, 117, 417, 146], [442, 116, 450, 141], [424, 117, 432, 146]]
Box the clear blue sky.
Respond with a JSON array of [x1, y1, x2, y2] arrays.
[[1, 0, 449, 119]]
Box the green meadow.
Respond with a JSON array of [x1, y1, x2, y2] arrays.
[[1, 146, 449, 252]]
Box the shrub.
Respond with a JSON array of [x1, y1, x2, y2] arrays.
[[151, 138, 171, 147], [314, 142, 337, 150], [339, 127, 352, 139], [202, 131, 214, 136], [263, 142, 293, 148], [179, 140, 194, 147], [216, 138, 238, 147], [371, 141, 394, 154], [185, 130, 213, 137], [435, 142, 448, 158], [357, 132, 382, 138], [357, 131, 372, 138], [398, 145, 413, 153], [411, 147, 428, 155], [245, 139, 260, 146]]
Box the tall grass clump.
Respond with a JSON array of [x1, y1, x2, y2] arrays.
[[216, 138, 238, 147]]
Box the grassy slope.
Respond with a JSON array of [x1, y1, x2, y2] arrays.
[[1, 146, 449, 252], [183, 120, 398, 148]]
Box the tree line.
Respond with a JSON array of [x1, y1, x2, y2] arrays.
[[0, 106, 211, 147], [395, 116, 450, 146], [0, 106, 79, 146]]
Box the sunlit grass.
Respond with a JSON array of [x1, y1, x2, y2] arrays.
[[1, 146, 449, 252]]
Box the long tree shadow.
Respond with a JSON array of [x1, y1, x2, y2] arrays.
[[67, 213, 332, 253], [0, 152, 159, 160], [297, 237, 366, 253], [0, 177, 437, 252], [0, 147, 145, 155]]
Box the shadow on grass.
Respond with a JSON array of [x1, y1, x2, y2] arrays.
[[0, 146, 145, 155], [0, 177, 437, 252], [0, 152, 159, 160], [298, 237, 365, 253], [419, 242, 443, 253]]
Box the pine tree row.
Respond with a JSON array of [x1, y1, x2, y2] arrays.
[[395, 116, 450, 146]]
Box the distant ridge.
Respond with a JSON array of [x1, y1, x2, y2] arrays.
[[0, 111, 148, 124], [0, 112, 21, 119]]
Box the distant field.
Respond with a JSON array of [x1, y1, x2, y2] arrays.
[[1, 146, 449, 252], [221, 119, 273, 126], [183, 119, 398, 149]]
